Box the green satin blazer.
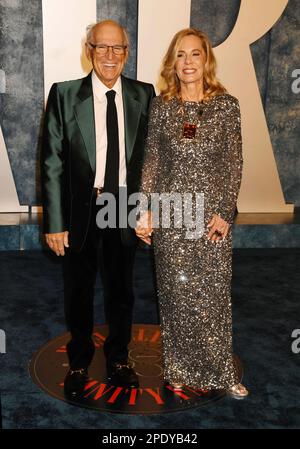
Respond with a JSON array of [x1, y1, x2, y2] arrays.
[[41, 72, 155, 251]]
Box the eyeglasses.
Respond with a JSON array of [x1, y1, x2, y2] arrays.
[[88, 43, 127, 55]]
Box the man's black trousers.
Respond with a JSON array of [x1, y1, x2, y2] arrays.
[[63, 194, 136, 370]]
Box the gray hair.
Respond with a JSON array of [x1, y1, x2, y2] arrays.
[[86, 20, 129, 47]]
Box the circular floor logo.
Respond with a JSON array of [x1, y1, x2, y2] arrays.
[[29, 324, 243, 414]]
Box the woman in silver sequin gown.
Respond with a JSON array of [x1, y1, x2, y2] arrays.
[[136, 29, 248, 398]]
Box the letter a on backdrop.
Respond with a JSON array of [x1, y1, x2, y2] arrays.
[[138, 0, 293, 213], [214, 0, 292, 212]]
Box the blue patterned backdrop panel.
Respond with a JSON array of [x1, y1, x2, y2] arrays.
[[190, 0, 241, 46], [97, 0, 138, 79], [0, 0, 44, 205], [263, 1, 300, 206]]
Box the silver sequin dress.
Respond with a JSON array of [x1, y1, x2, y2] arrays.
[[140, 93, 243, 389]]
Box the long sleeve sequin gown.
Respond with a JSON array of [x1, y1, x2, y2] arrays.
[[140, 94, 243, 389]]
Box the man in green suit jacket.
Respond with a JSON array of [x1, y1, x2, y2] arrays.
[[41, 20, 155, 396]]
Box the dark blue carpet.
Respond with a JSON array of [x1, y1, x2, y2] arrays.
[[0, 248, 300, 429]]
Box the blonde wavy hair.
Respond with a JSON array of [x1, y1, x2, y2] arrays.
[[159, 28, 227, 102]]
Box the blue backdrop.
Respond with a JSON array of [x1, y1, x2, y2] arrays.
[[0, 0, 299, 208]]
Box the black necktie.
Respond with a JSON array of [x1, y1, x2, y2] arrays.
[[103, 90, 119, 194]]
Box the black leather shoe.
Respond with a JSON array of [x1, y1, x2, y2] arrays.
[[107, 362, 139, 387], [64, 368, 88, 396]]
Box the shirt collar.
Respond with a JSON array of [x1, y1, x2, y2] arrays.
[[91, 70, 122, 102]]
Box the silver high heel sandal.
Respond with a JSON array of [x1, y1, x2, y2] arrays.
[[227, 383, 249, 399]]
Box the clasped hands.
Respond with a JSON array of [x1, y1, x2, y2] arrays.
[[135, 211, 153, 245], [135, 211, 230, 245]]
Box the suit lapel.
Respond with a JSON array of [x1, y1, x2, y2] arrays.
[[73, 74, 142, 173], [122, 76, 142, 164], [74, 73, 96, 173]]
